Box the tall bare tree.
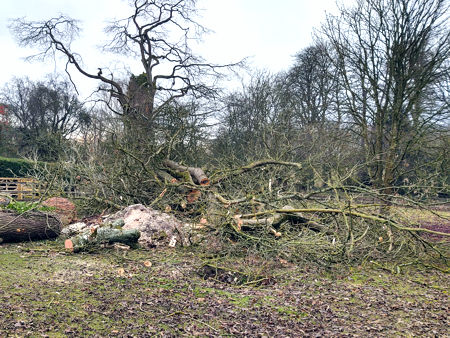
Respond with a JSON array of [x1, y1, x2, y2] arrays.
[[319, 0, 450, 192], [10, 0, 238, 140], [286, 43, 339, 127]]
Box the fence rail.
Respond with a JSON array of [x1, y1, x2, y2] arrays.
[[0, 177, 42, 201]]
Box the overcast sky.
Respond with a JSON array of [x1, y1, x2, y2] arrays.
[[0, 0, 353, 98]]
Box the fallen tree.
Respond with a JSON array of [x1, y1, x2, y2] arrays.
[[0, 210, 61, 243], [29, 156, 450, 267]]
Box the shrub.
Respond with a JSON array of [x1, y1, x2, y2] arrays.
[[0, 156, 34, 177]]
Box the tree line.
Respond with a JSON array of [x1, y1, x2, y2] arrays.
[[0, 0, 448, 204]]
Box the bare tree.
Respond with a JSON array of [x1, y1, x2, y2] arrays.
[[319, 0, 450, 192], [8, 0, 243, 205], [10, 0, 239, 137], [213, 72, 294, 163], [285, 43, 339, 127]]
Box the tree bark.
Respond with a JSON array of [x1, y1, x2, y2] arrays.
[[0, 210, 61, 243], [64, 227, 140, 253], [162, 160, 210, 185]]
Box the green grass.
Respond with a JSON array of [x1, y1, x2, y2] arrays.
[[0, 240, 448, 336], [4, 200, 56, 213]]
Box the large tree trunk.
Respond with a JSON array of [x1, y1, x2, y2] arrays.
[[0, 210, 61, 243]]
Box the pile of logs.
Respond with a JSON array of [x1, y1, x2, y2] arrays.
[[64, 221, 140, 253]]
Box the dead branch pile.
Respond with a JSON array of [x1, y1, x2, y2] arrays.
[[133, 160, 449, 266], [31, 157, 449, 266], [156, 160, 449, 266]]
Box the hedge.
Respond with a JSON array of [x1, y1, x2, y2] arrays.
[[0, 156, 34, 177]]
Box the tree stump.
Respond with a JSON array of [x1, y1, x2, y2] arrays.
[[0, 210, 61, 243]]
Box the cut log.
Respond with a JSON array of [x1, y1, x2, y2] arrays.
[[41, 197, 77, 226], [0, 210, 61, 243], [156, 170, 178, 184], [65, 226, 140, 252], [95, 227, 140, 244], [187, 189, 202, 203], [163, 160, 210, 185]]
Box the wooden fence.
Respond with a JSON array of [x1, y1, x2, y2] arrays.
[[0, 177, 42, 201]]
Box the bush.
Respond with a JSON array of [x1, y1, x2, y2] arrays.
[[0, 156, 34, 177]]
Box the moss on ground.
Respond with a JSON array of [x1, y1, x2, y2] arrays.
[[0, 240, 448, 336]]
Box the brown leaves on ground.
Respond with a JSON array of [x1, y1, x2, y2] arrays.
[[393, 206, 450, 242], [0, 243, 448, 337]]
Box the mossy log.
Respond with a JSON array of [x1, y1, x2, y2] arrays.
[[65, 226, 140, 253], [162, 160, 210, 186], [0, 210, 61, 243]]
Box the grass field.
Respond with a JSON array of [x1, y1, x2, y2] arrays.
[[0, 240, 448, 337]]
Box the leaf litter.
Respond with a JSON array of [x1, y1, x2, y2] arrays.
[[0, 241, 448, 337]]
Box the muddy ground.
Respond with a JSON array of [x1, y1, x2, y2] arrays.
[[0, 240, 448, 337]]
